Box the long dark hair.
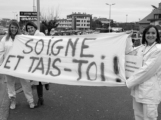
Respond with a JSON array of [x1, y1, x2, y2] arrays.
[[6, 20, 21, 41], [142, 25, 161, 45]]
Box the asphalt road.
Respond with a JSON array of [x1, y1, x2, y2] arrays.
[[8, 84, 133, 120], [6, 83, 161, 120]]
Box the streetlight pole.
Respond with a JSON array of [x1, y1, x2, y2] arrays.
[[37, 0, 40, 30], [33, 0, 36, 12], [12, 12, 16, 20], [16, 14, 18, 21], [151, 5, 158, 9], [106, 3, 115, 32], [126, 14, 128, 23]]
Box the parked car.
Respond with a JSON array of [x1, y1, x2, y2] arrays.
[[0, 29, 6, 35], [131, 30, 142, 47]]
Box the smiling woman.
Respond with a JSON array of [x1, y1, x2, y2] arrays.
[[126, 25, 161, 120], [0, 20, 35, 109], [25, 21, 50, 107]]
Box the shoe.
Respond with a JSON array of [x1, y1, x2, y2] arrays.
[[45, 84, 49, 90], [36, 98, 44, 107], [10, 97, 16, 109], [29, 102, 35, 109]]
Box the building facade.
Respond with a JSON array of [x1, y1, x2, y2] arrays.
[[139, 2, 161, 33], [57, 19, 71, 30], [57, 12, 92, 30], [149, 3, 161, 26], [97, 18, 111, 24]]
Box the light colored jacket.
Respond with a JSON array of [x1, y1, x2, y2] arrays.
[[0, 36, 20, 83], [34, 30, 45, 36], [126, 43, 161, 104], [0, 36, 13, 65]]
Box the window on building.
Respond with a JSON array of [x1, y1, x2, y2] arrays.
[[155, 15, 159, 19], [159, 14, 161, 18]]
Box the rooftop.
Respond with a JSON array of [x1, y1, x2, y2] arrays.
[[139, 2, 161, 24]]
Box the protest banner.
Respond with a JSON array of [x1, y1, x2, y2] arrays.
[[125, 55, 142, 78], [0, 33, 129, 86]]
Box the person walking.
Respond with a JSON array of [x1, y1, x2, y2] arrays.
[[126, 25, 161, 120], [25, 21, 49, 107], [0, 20, 35, 109]]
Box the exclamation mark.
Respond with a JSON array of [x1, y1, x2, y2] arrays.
[[113, 56, 121, 82], [101, 55, 105, 81]]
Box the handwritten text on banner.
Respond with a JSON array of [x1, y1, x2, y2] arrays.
[[0, 33, 129, 86]]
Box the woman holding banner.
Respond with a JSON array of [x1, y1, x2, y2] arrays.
[[126, 25, 161, 120], [25, 21, 49, 107], [0, 20, 35, 109]]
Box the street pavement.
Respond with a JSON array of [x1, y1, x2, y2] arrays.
[[4, 83, 161, 120], [0, 35, 9, 120], [0, 75, 9, 120]]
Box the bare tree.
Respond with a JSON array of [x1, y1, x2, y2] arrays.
[[40, 6, 60, 35]]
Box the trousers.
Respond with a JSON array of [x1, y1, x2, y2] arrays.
[[6, 75, 34, 104], [36, 82, 43, 98], [133, 98, 158, 120]]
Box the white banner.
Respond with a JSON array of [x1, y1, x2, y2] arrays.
[[125, 55, 142, 78], [0, 33, 129, 86]]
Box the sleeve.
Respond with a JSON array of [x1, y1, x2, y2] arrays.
[[0, 37, 5, 65], [34, 30, 45, 36], [38, 31, 45, 36], [126, 49, 161, 88], [125, 37, 133, 54], [40, 32, 45, 36]]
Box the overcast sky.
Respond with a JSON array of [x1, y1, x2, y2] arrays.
[[0, 0, 160, 22]]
